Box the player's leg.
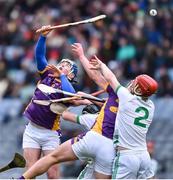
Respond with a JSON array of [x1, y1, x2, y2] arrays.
[[43, 150, 61, 179], [23, 123, 42, 169], [41, 129, 61, 179], [112, 151, 140, 179], [72, 131, 114, 179], [94, 171, 111, 179], [77, 161, 95, 179], [77, 159, 110, 179], [137, 151, 155, 179], [23, 148, 41, 170], [92, 132, 114, 179], [21, 139, 78, 179]]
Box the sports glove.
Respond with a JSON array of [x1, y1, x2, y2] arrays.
[[82, 104, 101, 114]]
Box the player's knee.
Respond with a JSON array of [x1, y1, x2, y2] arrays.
[[25, 160, 36, 169], [47, 165, 59, 179], [49, 151, 61, 163], [47, 173, 57, 179]]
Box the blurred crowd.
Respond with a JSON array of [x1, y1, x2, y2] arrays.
[[0, 0, 173, 102], [0, 0, 173, 178]]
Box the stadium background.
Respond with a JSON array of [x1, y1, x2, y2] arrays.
[[0, 0, 173, 178]]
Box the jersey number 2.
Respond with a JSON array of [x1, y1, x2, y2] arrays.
[[134, 107, 149, 128]]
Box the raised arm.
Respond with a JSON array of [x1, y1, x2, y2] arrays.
[[72, 43, 108, 90], [35, 36, 48, 71], [35, 25, 52, 71], [90, 56, 120, 91]]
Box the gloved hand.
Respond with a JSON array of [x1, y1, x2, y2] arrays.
[[82, 104, 101, 114]]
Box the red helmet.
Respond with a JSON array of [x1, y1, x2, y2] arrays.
[[134, 74, 158, 97]]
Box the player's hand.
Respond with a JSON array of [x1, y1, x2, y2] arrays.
[[71, 99, 91, 106], [36, 25, 52, 36], [46, 64, 63, 78], [89, 55, 102, 70], [71, 43, 85, 58]]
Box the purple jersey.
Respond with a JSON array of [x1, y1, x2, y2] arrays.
[[24, 68, 66, 130], [92, 84, 119, 139]]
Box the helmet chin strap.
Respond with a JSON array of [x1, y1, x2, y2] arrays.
[[66, 70, 74, 81], [57, 65, 73, 80]]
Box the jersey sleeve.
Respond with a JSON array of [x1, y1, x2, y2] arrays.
[[38, 68, 50, 80], [106, 84, 117, 96], [60, 74, 76, 93], [35, 35, 48, 72], [77, 114, 98, 130], [115, 85, 133, 105]]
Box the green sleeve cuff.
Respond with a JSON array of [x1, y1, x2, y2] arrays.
[[76, 115, 80, 124], [115, 85, 122, 93]]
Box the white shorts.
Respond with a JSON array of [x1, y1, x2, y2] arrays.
[[77, 161, 95, 179], [23, 122, 61, 151], [72, 130, 115, 176], [112, 150, 154, 179]]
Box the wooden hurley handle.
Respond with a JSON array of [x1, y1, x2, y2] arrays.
[[36, 14, 106, 33]]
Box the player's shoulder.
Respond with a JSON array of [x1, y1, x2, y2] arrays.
[[136, 96, 155, 109], [148, 99, 155, 109], [116, 85, 131, 95], [106, 84, 119, 97]]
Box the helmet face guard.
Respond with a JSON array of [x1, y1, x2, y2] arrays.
[[57, 59, 78, 82], [132, 80, 143, 96], [127, 80, 142, 96]]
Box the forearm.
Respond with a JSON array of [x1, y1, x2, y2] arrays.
[[79, 55, 107, 89], [62, 111, 77, 123], [79, 55, 94, 77], [100, 63, 120, 89], [90, 101, 103, 107], [71, 99, 92, 106], [23, 155, 56, 179], [35, 35, 48, 71], [60, 74, 76, 93]]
